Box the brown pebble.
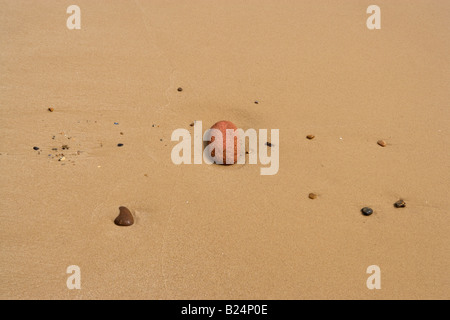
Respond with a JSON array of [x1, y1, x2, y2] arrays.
[[48, 107, 54, 112], [114, 206, 134, 226], [306, 135, 315, 140], [120, 132, 124, 135], [62, 144, 69, 150], [394, 199, 406, 208], [189, 122, 195, 127], [377, 140, 387, 147], [177, 87, 183, 92], [308, 193, 317, 199]]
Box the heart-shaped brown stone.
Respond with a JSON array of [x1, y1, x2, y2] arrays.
[[114, 206, 134, 226]]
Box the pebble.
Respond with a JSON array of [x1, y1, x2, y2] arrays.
[[177, 87, 183, 92], [208, 121, 239, 164], [308, 193, 317, 199], [120, 132, 124, 135], [394, 200, 406, 208], [114, 206, 134, 226], [361, 207, 374, 216], [58, 156, 66, 161], [52, 148, 58, 151], [306, 135, 315, 140], [189, 122, 195, 127], [254, 101, 259, 104], [48, 107, 54, 112], [266, 142, 272, 147], [62, 145, 69, 150], [377, 140, 387, 147], [114, 122, 119, 125], [33, 146, 39, 150], [117, 143, 124, 147]]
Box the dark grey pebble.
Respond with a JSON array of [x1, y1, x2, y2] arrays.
[[361, 207, 374, 216], [117, 143, 124, 147], [394, 200, 406, 208], [33, 147, 39, 150]]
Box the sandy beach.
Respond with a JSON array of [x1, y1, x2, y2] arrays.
[[1, 0, 449, 299]]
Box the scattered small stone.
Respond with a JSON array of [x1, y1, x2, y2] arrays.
[[117, 143, 124, 147], [52, 136, 55, 140], [394, 200, 406, 208], [33, 147, 39, 151], [266, 142, 272, 147], [77, 151, 81, 155], [152, 124, 155, 127], [377, 140, 387, 147], [120, 132, 124, 135], [306, 135, 315, 140], [144, 174, 148, 177], [48, 107, 54, 112], [160, 139, 163, 141], [308, 193, 317, 199], [361, 207, 374, 216], [114, 206, 134, 226], [52, 148, 58, 151], [58, 156, 66, 161], [254, 101, 259, 104], [62, 145, 69, 150], [177, 87, 183, 92], [114, 122, 119, 125], [189, 122, 195, 127]]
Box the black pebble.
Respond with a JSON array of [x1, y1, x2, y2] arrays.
[[117, 143, 124, 147], [265, 142, 272, 147], [394, 200, 406, 208], [361, 207, 373, 216], [254, 101, 259, 104], [177, 87, 183, 92], [33, 147, 39, 150]]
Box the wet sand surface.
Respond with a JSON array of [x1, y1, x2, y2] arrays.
[[1, 0, 449, 299]]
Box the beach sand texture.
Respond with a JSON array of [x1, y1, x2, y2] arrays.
[[1, 0, 449, 299]]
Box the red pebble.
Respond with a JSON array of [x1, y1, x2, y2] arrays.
[[208, 120, 240, 164]]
